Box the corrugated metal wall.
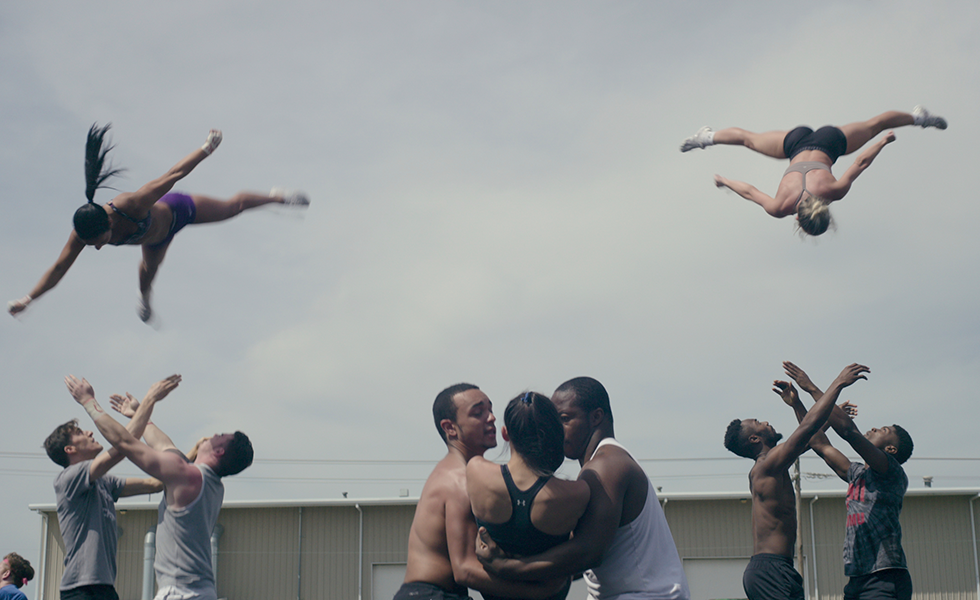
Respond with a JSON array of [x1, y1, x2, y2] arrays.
[[34, 493, 980, 600]]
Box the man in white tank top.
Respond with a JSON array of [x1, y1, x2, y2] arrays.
[[65, 374, 253, 600], [478, 377, 690, 600]]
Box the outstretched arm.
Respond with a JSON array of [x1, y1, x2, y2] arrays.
[[714, 175, 785, 217], [773, 380, 851, 480], [88, 374, 180, 481], [110, 391, 181, 452], [8, 234, 86, 315], [824, 132, 896, 200], [785, 361, 891, 474], [65, 376, 190, 485], [112, 130, 221, 216], [765, 364, 869, 472]]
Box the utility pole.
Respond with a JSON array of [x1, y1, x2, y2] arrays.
[[793, 458, 803, 575]]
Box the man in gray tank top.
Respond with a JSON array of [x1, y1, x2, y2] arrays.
[[64, 375, 253, 600], [44, 376, 179, 600]]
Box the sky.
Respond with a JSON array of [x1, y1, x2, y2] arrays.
[[2, 0, 978, 570]]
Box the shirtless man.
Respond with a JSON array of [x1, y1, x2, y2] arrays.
[[477, 377, 690, 600], [64, 375, 253, 600], [397, 383, 561, 600], [781, 362, 914, 600], [723, 363, 869, 600]]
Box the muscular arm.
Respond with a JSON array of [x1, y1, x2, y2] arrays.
[[9, 234, 85, 315], [119, 477, 164, 497], [773, 380, 851, 481], [478, 458, 624, 580], [825, 133, 896, 200], [67, 376, 193, 491], [783, 361, 890, 474], [714, 175, 785, 217], [108, 378, 183, 452], [764, 364, 868, 473]]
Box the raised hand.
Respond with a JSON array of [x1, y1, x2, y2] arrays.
[[65, 375, 96, 405], [834, 363, 870, 388], [110, 393, 140, 418], [772, 380, 800, 407], [783, 361, 818, 393], [839, 400, 858, 419], [145, 374, 181, 403]]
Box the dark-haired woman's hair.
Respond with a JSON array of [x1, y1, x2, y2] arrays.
[[504, 392, 565, 476], [74, 123, 125, 240], [84, 123, 124, 202]]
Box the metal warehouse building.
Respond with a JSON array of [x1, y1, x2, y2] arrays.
[[30, 488, 980, 600]]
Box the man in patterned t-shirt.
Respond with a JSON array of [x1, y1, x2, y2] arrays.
[[782, 362, 914, 600]]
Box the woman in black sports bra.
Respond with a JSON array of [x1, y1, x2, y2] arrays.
[[467, 392, 590, 600], [679, 106, 947, 236], [8, 124, 309, 323]]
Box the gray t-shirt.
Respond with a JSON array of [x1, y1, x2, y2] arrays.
[[54, 460, 126, 590], [154, 464, 224, 600]]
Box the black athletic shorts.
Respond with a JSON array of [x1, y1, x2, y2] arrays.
[[393, 582, 471, 600], [61, 585, 119, 600], [743, 553, 804, 600], [783, 125, 847, 163], [844, 568, 913, 600]]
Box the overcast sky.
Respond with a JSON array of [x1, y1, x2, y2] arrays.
[[2, 0, 978, 569]]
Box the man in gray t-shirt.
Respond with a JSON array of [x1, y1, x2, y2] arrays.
[[44, 375, 180, 600]]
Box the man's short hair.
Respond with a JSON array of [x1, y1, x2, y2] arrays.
[[432, 383, 479, 443], [44, 420, 81, 468], [724, 419, 754, 459], [554, 377, 612, 424], [3, 552, 34, 588], [214, 432, 253, 477], [892, 424, 914, 464]]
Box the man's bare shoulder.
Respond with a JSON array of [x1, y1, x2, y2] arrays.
[[751, 446, 786, 477], [585, 442, 640, 477], [418, 454, 467, 506]]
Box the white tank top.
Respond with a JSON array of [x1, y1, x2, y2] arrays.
[[584, 439, 690, 600]]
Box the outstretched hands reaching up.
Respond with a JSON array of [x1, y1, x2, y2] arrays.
[[109, 374, 182, 418]]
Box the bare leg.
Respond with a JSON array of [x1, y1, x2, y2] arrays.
[[711, 128, 790, 159], [138, 242, 171, 322], [190, 192, 287, 224], [838, 111, 914, 155]]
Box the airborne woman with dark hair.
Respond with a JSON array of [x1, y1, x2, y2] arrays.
[[679, 107, 947, 236], [466, 392, 590, 600], [8, 124, 309, 323]]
